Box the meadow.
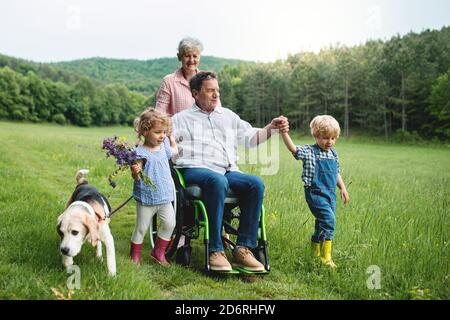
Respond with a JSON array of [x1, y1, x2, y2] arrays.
[[0, 121, 448, 300]]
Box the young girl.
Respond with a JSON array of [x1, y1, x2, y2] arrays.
[[129, 107, 178, 266], [280, 115, 349, 268]]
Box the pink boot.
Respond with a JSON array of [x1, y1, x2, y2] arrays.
[[130, 242, 142, 265], [151, 237, 170, 266]]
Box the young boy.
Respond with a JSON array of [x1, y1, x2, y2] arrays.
[[280, 115, 349, 268]]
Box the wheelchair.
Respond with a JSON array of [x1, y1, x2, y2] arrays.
[[150, 166, 270, 274]]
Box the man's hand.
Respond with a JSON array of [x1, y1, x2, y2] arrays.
[[252, 115, 290, 146], [270, 116, 289, 133]]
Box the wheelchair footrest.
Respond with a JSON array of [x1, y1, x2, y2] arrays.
[[232, 266, 270, 275], [208, 267, 270, 275], [208, 268, 241, 275]]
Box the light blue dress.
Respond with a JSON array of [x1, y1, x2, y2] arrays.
[[132, 138, 174, 206]]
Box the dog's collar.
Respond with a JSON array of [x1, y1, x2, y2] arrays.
[[69, 201, 96, 217]]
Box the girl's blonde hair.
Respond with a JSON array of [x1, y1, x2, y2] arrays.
[[133, 107, 169, 141], [310, 115, 341, 138]]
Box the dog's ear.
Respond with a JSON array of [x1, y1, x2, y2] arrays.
[[82, 214, 99, 247], [56, 214, 64, 238], [65, 195, 74, 209]]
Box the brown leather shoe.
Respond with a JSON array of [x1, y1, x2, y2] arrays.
[[232, 246, 265, 272], [209, 251, 232, 271]]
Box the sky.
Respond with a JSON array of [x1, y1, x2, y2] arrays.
[[0, 0, 449, 63]]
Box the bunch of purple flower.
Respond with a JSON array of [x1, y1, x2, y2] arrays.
[[102, 135, 137, 167], [102, 135, 155, 189]]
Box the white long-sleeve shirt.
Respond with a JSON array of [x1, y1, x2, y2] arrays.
[[172, 104, 258, 174]]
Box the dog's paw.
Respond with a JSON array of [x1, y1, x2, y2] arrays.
[[96, 245, 103, 260]]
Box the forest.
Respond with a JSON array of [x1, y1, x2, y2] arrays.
[[0, 26, 448, 140]]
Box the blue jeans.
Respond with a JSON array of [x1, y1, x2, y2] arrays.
[[181, 168, 265, 252], [305, 145, 339, 242], [305, 188, 336, 242]]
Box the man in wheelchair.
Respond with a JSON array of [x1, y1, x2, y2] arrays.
[[171, 71, 289, 272]]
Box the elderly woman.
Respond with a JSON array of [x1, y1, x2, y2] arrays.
[[154, 37, 212, 249], [156, 37, 214, 115]]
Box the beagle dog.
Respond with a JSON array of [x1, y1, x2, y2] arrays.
[[57, 169, 116, 276]]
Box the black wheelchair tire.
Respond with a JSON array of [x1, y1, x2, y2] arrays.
[[175, 245, 192, 266]]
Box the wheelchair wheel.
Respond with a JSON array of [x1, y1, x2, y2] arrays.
[[175, 245, 192, 266], [164, 166, 271, 274], [150, 165, 186, 252], [150, 214, 158, 248], [222, 204, 271, 273], [252, 240, 270, 271], [253, 246, 266, 265]]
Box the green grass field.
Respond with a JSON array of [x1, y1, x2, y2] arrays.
[[0, 121, 448, 300]]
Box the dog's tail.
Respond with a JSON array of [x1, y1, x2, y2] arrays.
[[75, 169, 89, 185]]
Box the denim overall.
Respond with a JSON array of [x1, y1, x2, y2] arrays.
[[304, 145, 338, 243]]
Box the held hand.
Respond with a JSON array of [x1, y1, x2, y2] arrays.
[[279, 122, 289, 134], [279, 116, 289, 133], [270, 116, 289, 133], [340, 188, 350, 204]]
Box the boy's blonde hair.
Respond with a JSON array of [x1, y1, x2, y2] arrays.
[[310, 115, 341, 138], [133, 107, 169, 141]]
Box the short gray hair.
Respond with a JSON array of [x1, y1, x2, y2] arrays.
[[178, 37, 204, 55]]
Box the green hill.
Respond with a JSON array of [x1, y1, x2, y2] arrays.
[[0, 53, 249, 96], [0, 53, 83, 85], [52, 56, 248, 95]]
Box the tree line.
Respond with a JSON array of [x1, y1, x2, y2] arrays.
[[0, 66, 150, 126], [0, 26, 449, 140], [218, 27, 449, 141], [0, 54, 242, 127]]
